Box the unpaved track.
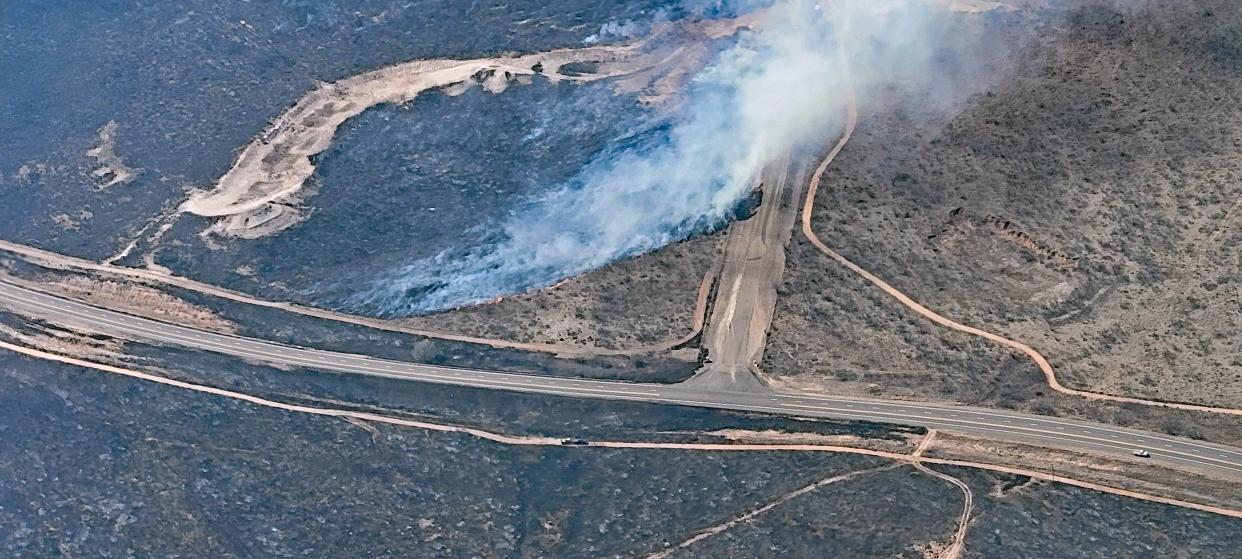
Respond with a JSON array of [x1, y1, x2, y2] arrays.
[[798, 90, 1242, 417], [912, 431, 973, 559], [913, 463, 973, 559], [0, 240, 712, 358], [2, 336, 1238, 521], [645, 464, 901, 559], [694, 154, 805, 390], [3, 279, 1241, 479]]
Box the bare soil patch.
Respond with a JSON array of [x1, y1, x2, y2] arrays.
[[24, 274, 238, 334]]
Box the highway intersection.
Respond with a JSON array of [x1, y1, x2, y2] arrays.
[[2, 279, 1240, 479]]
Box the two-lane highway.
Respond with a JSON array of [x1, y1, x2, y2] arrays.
[[1, 280, 1241, 478]]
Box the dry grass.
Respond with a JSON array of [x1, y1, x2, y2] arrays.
[[35, 274, 238, 334], [925, 432, 1242, 511]]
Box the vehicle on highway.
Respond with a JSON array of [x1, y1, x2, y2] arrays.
[[1133, 449, 1151, 458], [560, 438, 590, 446]]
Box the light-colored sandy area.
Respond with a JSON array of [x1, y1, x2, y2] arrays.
[[179, 15, 762, 239], [86, 120, 137, 189], [706, 427, 919, 453], [0, 319, 130, 364], [936, 0, 1007, 13], [49, 210, 93, 232], [14, 274, 238, 335]]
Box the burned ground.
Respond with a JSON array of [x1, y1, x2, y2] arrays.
[[0, 0, 677, 263], [0, 350, 892, 558], [3, 351, 1238, 558], [668, 464, 965, 558], [952, 466, 1242, 559], [0, 260, 703, 384]]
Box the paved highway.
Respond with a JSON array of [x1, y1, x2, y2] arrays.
[[1, 280, 1241, 478]]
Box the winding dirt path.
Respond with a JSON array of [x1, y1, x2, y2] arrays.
[[912, 431, 973, 559], [0, 239, 712, 358], [914, 464, 973, 559], [1, 338, 1239, 521], [644, 464, 901, 559], [799, 90, 1242, 416]]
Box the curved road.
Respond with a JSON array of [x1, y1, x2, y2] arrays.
[[1, 280, 1240, 479]]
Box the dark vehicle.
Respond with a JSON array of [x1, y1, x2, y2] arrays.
[[560, 438, 590, 446]]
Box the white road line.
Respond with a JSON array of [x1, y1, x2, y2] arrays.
[[773, 403, 1242, 473], [779, 388, 1242, 458], [3, 284, 1242, 474]]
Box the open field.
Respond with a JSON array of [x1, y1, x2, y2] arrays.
[[401, 231, 724, 350], [953, 465, 1242, 559], [767, 0, 1242, 409], [3, 349, 1238, 558]]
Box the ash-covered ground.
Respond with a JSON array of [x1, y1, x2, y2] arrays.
[[153, 75, 668, 312], [0, 0, 703, 315], [952, 466, 1242, 559], [3, 352, 1239, 557], [1, 0, 1033, 322], [0, 350, 894, 558]]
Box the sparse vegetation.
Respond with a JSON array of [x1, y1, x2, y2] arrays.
[[768, 0, 1242, 410], [402, 231, 724, 350]]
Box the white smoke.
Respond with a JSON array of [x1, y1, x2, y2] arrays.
[[329, 0, 1001, 316]]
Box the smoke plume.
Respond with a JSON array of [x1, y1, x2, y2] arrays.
[[325, 0, 1002, 316]]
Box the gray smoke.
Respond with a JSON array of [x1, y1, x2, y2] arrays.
[[332, 0, 1004, 316]]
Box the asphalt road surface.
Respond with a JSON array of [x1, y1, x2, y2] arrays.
[[1, 280, 1240, 479]]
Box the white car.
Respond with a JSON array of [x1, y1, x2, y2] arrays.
[[1133, 449, 1151, 458]]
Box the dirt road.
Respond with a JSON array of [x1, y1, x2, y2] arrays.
[[693, 154, 806, 390], [5, 335, 1238, 521], [799, 89, 1242, 417]]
